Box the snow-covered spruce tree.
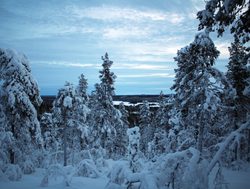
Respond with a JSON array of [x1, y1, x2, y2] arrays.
[[138, 101, 153, 156], [127, 126, 141, 173], [226, 37, 250, 162], [119, 102, 130, 129], [149, 92, 171, 157], [75, 74, 90, 151], [171, 32, 226, 155], [40, 112, 60, 165], [99, 52, 116, 97], [0, 48, 43, 176], [116, 102, 129, 158], [40, 113, 57, 152], [77, 74, 89, 103], [52, 82, 74, 166], [197, 0, 250, 43], [52, 82, 89, 166], [197, 0, 250, 162], [87, 84, 105, 149], [88, 53, 123, 159], [152, 91, 171, 131], [227, 37, 250, 120]]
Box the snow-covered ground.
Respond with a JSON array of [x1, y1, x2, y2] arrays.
[[223, 168, 250, 189], [0, 168, 108, 189], [208, 163, 250, 189], [1, 166, 250, 189]]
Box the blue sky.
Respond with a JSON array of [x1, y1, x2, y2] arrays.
[[0, 0, 232, 95]]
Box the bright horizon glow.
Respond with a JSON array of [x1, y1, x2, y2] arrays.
[[0, 0, 232, 95]]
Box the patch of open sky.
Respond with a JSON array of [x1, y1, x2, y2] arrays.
[[0, 0, 233, 95]]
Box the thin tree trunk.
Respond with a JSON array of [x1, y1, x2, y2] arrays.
[[10, 149, 15, 164], [197, 124, 204, 154], [10, 123, 15, 164], [248, 129, 250, 162], [63, 126, 67, 166], [63, 110, 67, 167]]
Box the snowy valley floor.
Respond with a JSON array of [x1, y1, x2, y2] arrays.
[[1, 166, 250, 189]]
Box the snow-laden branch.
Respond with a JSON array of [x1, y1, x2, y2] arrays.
[[207, 119, 250, 174]]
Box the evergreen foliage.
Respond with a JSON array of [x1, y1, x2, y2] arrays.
[[197, 0, 250, 43], [171, 32, 227, 155], [138, 101, 153, 156], [0, 48, 43, 174]]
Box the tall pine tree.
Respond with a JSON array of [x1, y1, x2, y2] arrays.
[[226, 37, 250, 161], [88, 53, 123, 158], [171, 32, 227, 155]]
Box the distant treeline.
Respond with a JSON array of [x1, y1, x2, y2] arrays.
[[39, 94, 171, 126], [40, 94, 170, 111]]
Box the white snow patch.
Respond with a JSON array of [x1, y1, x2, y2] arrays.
[[0, 168, 108, 189], [63, 96, 73, 108]]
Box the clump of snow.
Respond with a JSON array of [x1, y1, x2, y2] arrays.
[[63, 96, 73, 108]]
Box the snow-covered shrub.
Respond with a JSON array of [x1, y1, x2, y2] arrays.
[[4, 164, 22, 181], [230, 160, 248, 171], [0, 168, 8, 181], [20, 159, 35, 174], [88, 147, 109, 173], [32, 149, 48, 169], [105, 161, 130, 188], [0, 146, 9, 172], [40, 164, 72, 187], [75, 159, 100, 178], [73, 150, 92, 164], [154, 148, 208, 189], [95, 157, 110, 175], [106, 160, 159, 189]]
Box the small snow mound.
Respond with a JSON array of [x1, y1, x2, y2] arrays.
[[75, 159, 100, 178], [4, 164, 22, 181]]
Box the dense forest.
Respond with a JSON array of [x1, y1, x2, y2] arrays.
[[0, 0, 249, 189]]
